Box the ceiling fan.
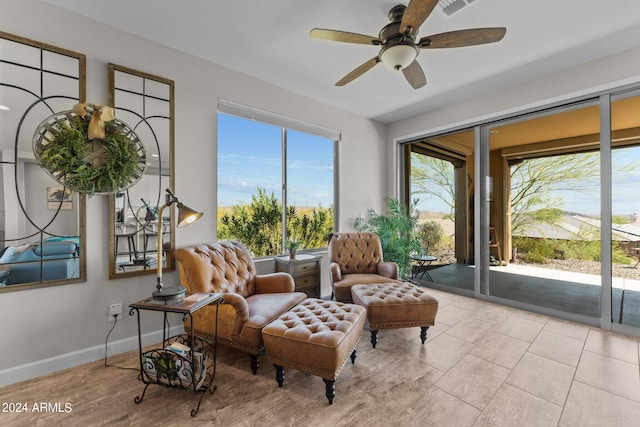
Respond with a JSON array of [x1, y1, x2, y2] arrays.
[[309, 0, 506, 89]]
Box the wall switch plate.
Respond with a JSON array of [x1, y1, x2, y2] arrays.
[[108, 303, 122, 321]]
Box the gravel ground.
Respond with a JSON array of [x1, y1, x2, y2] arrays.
[[518, 258, 640, 280], [427, 252, 640, 280]]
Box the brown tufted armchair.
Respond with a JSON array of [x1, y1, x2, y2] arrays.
[[328, 232, 400, 302], [174, 241, 307, 374]]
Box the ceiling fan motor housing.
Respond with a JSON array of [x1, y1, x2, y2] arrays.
[[378, 8, 419, 71], [387, 4, 407, 23]]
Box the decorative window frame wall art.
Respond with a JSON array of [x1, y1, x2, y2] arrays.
[[107, 64, 175, 279], [0, 31, 87, 291]]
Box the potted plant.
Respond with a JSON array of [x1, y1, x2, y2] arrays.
[[354, 198, 421, 278], [286, 239, 302, 259]]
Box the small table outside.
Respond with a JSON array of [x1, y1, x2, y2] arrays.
[[411, 254, 438, 282]]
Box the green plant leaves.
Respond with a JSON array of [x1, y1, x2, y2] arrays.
[[354, 198, 422, 278], [35, 113, 143, 194]]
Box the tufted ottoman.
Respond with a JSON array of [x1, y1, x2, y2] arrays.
[[351, 282, 438, 348], [262, 298, 366, 404]]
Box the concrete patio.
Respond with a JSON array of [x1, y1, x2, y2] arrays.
[[422, 263, 640, 328]]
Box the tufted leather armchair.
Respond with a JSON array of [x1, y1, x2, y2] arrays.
[[328, 232, 400, 302], [174, 241, 307, 374]]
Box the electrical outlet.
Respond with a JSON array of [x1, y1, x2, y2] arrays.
[[108, 303, 122, 321]]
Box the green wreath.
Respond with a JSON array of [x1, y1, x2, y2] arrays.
[[34, 107, 146, 195]]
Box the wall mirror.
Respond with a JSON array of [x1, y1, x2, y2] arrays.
[[108, 64, 174, 279], [0, 31, 86, 292]]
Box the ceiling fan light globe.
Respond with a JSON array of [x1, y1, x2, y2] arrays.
[[380, 43, 417, 70]]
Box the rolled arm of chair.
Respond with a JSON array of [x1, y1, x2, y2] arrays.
[[377, 261, 398, 280], [221, 293, 250, 325], [187, 292, 248, 340], [329, 262, 343, 282], [255, 272, 295, 294]]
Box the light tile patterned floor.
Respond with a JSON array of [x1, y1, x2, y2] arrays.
[[422, 288, 640, 427], [1, 287, 639, 426]]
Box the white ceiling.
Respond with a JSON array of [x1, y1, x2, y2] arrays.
[[44, 0, 640, 124]]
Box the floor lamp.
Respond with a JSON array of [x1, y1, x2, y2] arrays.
[[152, 188, 203, 303]]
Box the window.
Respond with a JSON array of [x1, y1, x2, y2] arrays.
[[217, 104, 337, 257]]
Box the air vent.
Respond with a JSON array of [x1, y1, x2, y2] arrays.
[[439, 0, 476, 16]]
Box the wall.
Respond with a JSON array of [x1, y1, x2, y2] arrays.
[[0, 0, 388, 386], [387, 46, 640, 144]]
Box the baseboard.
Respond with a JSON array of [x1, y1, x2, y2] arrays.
[[0, 324, 183, 388]]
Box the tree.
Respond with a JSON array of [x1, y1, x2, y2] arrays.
[[410, 151, 604, 234], [410, 154, 456, 220], [288, 205, 334, 249], [510, 153, 600, 233], [218, 188, 283, 256], [217, 187, 333, 257]]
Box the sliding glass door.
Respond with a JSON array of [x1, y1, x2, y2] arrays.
[[401, 84, 640, 337], [610, 91, 640, 329], [482, 102, 602, 319], [406, 130, 474, 293]]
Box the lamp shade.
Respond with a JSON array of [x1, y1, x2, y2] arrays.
[[177, 203, 203, 228], [141, 198, 158, 221], [144, 208, 158, 222], [380, 43, 418, 70]]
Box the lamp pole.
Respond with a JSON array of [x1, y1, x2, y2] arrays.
[[152, 188, 203, 303]]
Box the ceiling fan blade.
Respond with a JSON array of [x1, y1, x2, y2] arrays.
[[335, 57, 380, 87], [310, 28, 382, 45], [400, 0, 439, 35], [402, 60, 427, 89], [420, 28, 507, 49]]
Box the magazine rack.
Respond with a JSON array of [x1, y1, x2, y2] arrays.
[[129, 292, 223, 417]]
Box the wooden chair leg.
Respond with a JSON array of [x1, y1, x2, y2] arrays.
[[420, 326, 429, 344], [249, 353, 259, 374], [323, 379, 335, 404]]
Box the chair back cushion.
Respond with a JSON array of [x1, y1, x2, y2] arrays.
[[174, 241, 256, 297], [329, 232, 384, 275]]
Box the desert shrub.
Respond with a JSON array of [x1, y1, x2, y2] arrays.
[[563, 240, 601, 262], [612, 248, 633, 265], [513, 235, 638, 266], [417, 221, 443, 254], [512, 237, 555, 259], [439, 234, 454, 252], [524, 250, 547, 264]]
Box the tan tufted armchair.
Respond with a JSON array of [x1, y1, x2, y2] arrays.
[[328, 232, 400, 302], [174, 241, 307, 374]]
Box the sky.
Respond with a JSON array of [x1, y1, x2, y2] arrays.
[[217, 113, 334, 208], [219, 112, 639, 218], [412, 147, 640, 218]]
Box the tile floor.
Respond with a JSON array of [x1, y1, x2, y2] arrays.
[[420, 288, 640, 426], [1, 287, 639, 426]]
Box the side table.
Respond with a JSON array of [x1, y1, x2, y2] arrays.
[[129, 292, 223, 416], [411, 254, 438, 282], [275, 253, 321, 298]]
